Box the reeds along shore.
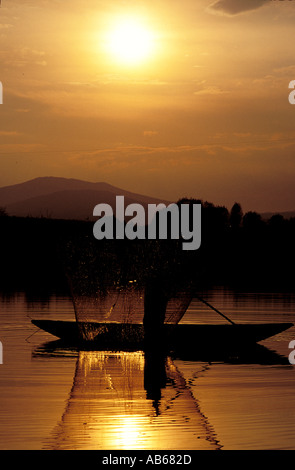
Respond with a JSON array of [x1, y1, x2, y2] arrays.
[[0, 200, 295, 298]]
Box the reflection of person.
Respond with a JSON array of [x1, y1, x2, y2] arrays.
[[143, 280, 168, 348], [144, 351, 167, 406], [43, 351, 220, 450]]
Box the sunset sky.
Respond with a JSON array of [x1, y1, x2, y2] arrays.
[[1, 0, 295, 212]]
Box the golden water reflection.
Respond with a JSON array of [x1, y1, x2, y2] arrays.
[[44, 351, 220, 450]]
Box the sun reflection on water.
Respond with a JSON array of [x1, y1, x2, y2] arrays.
[[44, 351, 220, 450]]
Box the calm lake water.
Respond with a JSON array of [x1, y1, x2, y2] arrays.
[[0, 288, 294, 450]]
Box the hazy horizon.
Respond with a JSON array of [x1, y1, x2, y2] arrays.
[[0, 175, 294, 218]]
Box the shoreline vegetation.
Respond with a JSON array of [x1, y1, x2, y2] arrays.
[[0, 199, 295, 302]]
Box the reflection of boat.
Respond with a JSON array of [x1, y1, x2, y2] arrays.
[[31, 319, 293, 353], [42, 350, 221, 450], [34, 337, 290, 450]]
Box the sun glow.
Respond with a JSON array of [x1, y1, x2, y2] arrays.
[[105, 18, 156, 65]]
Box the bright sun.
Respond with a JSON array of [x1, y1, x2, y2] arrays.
[[105, 18, 155, 65]]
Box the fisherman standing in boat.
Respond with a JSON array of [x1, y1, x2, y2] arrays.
[[143, 278, 169, 348]]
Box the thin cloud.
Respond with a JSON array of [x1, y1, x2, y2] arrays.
[[0, 131, 22, 136], [0, 24, 13, 29], [194, 86, 229, 96], [143, 130, 159, 137], [0, 47, 47, 67], [208, 0, 266, 16]]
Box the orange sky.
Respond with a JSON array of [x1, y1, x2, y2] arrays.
[[1, 0, 295, 212]]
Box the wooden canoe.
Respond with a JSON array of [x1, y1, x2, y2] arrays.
[[31, 319, 293, 353]]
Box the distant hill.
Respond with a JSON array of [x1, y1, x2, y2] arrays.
[[0, 177, 171, 220]]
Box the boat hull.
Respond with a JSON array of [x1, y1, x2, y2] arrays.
[[31, 319, 293, 353]]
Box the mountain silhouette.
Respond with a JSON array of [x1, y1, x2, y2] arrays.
[[0, 177, 172, 220]]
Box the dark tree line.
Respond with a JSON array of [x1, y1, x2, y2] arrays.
[[0, 198, 295, 297]]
